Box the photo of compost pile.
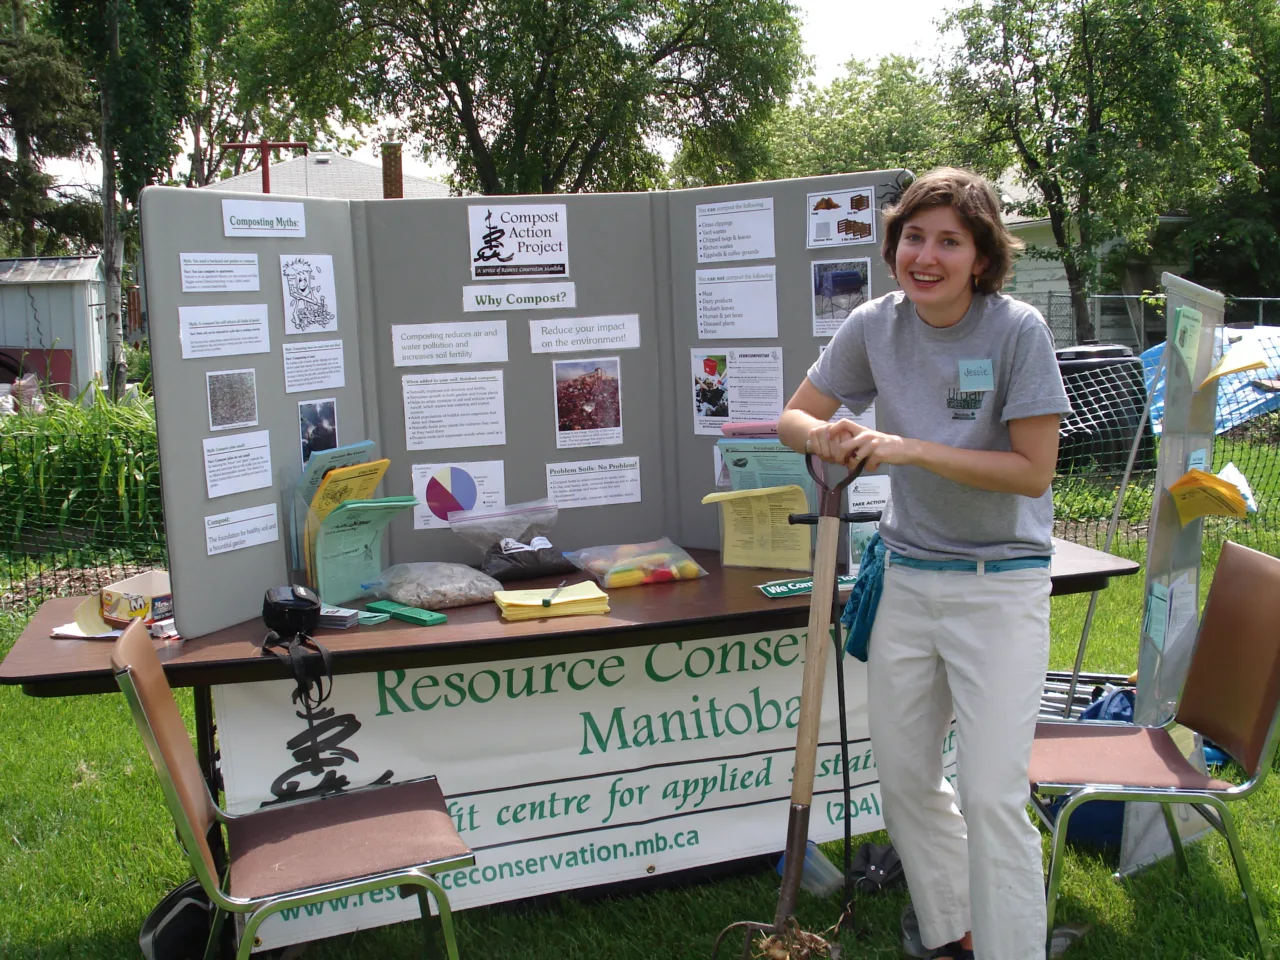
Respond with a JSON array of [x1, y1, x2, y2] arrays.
[[694, 355, 729, 418], [554, 358, 622, 440]]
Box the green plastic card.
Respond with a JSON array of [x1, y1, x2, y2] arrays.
[[365, 600, 447, 626]]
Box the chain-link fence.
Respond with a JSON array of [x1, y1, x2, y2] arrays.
[[0, 429, 167, 609], [1020, 293, 1280, 351], [1052, 332, 1280, 561]]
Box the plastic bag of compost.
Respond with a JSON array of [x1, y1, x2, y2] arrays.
[[449, 499, 577, 583], [363, 562, 500, 609]]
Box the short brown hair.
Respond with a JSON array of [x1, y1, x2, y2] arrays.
[[881, 167, 1023, 295]]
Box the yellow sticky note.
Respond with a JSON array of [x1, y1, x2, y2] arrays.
[[1199, 338, 1268, 389], [701, 484, 811, 571]]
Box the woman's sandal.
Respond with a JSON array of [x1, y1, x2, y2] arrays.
[[930, 941, 975, 960]]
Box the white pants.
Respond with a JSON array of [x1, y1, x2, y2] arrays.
[[867, 560, 1051, 960]]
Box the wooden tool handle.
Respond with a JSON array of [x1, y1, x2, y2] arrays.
[[789, 514, 841, 806]]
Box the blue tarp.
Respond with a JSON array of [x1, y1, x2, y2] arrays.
[[1142, 326, 1280, 435]]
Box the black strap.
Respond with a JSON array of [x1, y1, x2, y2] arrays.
[[260, 630, 334, 713]]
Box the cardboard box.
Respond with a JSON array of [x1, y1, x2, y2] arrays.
[[100, 570, 173, 627]]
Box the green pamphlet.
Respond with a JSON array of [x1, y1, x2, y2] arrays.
[[311, 496, 416, 605]]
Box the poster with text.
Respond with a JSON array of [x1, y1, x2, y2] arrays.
[[410, 460, 506, 530], [202, 430, 272, 499], [546, 457, 641, 508], [392, 321, 508, 366], [695, 198, 775, 263], [463, 282, 575, 312], [222, 198, 305, 238], [179, 304, 270, 359], [402, 371, 506, 450], [280, 254, 338, 334], [811, 258, 870, 336], [213, 634, 956, 949], [553, 357, 623, 449], [695, 266, 778, 339], [806, 187, 875, 248], [180, 252, 259, 293], [690, 348, 784, 436], [468, 204, 569, 279]]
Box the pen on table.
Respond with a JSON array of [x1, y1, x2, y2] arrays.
[[542, 580, 568, 607]]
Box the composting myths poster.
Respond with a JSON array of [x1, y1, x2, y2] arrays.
[[214, 634, 957, 949]]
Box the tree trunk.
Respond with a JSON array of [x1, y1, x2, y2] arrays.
[[1061, 257, 1095, 344], [11, 0, 36, 256], [102, 3, 126, 400]]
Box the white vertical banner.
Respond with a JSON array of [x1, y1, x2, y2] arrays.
[[215, 634, 957, 950]]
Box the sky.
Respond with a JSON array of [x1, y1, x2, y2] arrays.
[[47, 0, 958, 189]]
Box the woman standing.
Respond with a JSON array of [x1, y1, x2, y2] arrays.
[[778, 168, 1069, 960]]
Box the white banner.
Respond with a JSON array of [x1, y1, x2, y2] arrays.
[[215, 632, 958, 949]]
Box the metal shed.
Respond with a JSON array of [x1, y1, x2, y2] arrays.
[[0, 256, 107, 396]]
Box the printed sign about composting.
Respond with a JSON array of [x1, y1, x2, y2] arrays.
[[468, 204, 569, 279]]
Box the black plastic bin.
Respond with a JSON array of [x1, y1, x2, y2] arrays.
[[1055, 344, 1157, 475]]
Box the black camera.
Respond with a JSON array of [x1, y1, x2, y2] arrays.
[[262, 584, 321, 640]]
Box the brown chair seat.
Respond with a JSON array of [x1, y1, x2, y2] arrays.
[[1030, 722, 1233, 792], [227, 778, 471, 900]]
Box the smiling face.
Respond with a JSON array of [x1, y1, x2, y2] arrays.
[[894, 204, 989, 328]]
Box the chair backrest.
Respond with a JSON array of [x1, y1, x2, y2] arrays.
[[1176, 541, 1280, 777], [111, 619, 221, 886]]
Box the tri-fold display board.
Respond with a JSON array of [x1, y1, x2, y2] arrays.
[[140, 171, 905, 638]]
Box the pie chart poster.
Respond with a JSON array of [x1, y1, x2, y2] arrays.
[[410, 460, 506, 530]]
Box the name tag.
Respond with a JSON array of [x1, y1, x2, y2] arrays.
[[958, 359, 994, 392]]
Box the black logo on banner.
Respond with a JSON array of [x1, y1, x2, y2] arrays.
[[946, 388, 985, 421], [262, 703, 393, 807]]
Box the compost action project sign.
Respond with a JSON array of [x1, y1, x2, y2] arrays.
[[215, 631, 957, 950]]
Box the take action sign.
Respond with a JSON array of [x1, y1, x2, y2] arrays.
[[214, 631, 954, 950]]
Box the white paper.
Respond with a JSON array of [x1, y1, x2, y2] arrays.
[[691, 347, 785, 436], [205, 503, 280, 556], [222, 198, 305, 238], [280, 254, 338, 334], [553, 357, 623, 449], [283, 339, 345, 394], [468, 204, 569, 279], [806, 187, 875, 248], [392, 321, 508, 366], [546, 456, 641, 509], [202, 429, 273, 499], [206, 368, 258, 431], [695, 266, 778, 339], [179, 304, 270, 359], [180, 253, 259, 293], [695, 198, 776, 263], [402, 371, 506, 450], [812, 258, 871, 336], [463, 281, 575, 312], [1166, 572, 1199, 646], [529, 314, 640, 354], [410, 460, 506, 530], [846, 476, 890, 574]]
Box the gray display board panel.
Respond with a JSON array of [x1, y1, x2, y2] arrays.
[[142, 188, 368, 639], [141, 172, 905, 639], [664, 172, 902, 549]]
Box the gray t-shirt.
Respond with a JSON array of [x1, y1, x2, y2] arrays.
[[808, 291, 1070, 561]]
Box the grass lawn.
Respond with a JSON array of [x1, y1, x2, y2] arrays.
[[2, 557, 1278, 960]]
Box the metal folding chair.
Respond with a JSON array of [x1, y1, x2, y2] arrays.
[[111, 619, 474, 959], [1029, 540, 1280, 959]]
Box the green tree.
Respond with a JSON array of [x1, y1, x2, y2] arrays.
[[945, 0, 1250, 341], [181, 0, 364, 187], [1171, 0, 1280, 297], [250, 0, 805, 195], [671, 55, 982, 189], [0, 0, 97, 255], [48, 0, 192, 397]]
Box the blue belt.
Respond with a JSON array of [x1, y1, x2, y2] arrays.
[[888, 554, 1051, 574]]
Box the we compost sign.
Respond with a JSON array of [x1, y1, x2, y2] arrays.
[[214, 631, 955, 949]]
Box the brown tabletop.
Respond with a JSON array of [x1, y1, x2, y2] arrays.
[[0, 541, 1137, 697]]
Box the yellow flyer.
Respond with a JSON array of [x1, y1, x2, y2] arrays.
[[702, 484, 811, 571]]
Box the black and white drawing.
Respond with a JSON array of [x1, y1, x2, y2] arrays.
[[280, 254, 338, 334]]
